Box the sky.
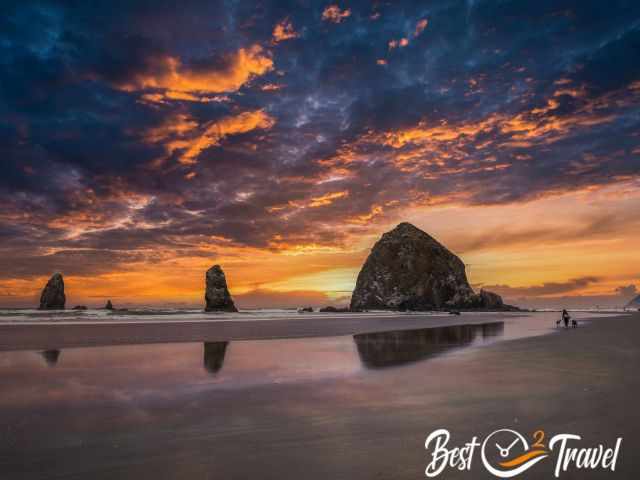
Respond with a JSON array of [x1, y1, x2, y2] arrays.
[[1, 0, 639, 309]]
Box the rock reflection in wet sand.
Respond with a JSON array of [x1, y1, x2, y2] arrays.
[[203, 341, 228, 374], [39, 349, 61, 366], [353, 321, 504, 368]]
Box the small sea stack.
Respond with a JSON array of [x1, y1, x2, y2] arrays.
[[105, 300, 114, 310], [204, 265, 238, 312], [38, 273, 66, 310], [626, 294, 640, 309]]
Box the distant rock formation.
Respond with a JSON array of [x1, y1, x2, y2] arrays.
[[350, 223, 517, 311], [105, 300, 114, 310], [204, 265, 238, 312], [38, 273, 66, 310], [298, 306, 314, 313], [72, 305, 88, 310], [319, 306, 350, 313], [626, 294, 640, 309]]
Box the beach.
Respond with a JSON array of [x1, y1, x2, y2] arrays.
[[0, 311, 637, 479], [0, 310, 526, 350]]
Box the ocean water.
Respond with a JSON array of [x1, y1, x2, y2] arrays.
[[0, 307, 627, 324], [0, 307, 452, 323]]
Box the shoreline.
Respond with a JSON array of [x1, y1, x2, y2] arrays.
[[0, 310, 625, 352]]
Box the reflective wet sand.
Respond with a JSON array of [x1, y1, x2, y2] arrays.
[[354, 322, 504, 368], [0, 312, 637, 479]]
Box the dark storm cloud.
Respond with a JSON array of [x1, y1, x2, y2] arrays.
[[1, 0, 640, 277]]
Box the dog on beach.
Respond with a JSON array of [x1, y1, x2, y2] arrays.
[[556, 319, 561, 327], [572, 319, 578, 328]]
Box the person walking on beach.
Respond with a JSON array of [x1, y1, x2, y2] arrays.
[[562, 309, 571, 328]]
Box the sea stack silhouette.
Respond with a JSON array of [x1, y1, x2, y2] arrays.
[[626, 294, 640, 309], [350, 223, 515, 311], [203, 342, 228, 374], [205, 265, 238, 312], [105, 300, 114, 310], [38, 273, 66, 310]]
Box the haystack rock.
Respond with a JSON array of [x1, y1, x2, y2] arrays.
[[105, 300, 114, 310], [38, 273, 66, 310], [205, 265, 238, 312], [350, 223, 515, 311]]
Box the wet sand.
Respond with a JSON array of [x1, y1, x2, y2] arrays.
[[0, 312, 523, 350], [0, 312, 638, 479]]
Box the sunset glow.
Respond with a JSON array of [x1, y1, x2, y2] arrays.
[[1, 2, 639, 309]]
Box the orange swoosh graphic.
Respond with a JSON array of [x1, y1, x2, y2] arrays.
[[499, 449, 548, 468]]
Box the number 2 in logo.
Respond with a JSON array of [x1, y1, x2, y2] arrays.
[[532, 430, 545, 449]]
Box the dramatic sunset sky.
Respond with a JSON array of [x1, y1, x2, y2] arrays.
[[1, 1, 639, 309]]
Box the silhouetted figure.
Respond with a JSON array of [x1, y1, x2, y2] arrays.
[[562, 309, 571, 328]]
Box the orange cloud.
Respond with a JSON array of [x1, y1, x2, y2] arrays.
[[178, 110, 276, 165], [414, 18, 428, 37], [318, 81, 639, 178], [268, 190, 350, 213], [308, 191, 349, 207], [322, 5, 351, 23], [144, 110, 275, 165], [119, 45, 273, 101], [272, 18, 300, 43], [389, 38, 409, 50], [349, 205, 384, 224], [261, 83, 284, 91], [144, 114, 198, 144]]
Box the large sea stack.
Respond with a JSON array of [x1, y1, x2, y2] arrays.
[[350, 223, 515, 311], [204, 265, 238, 312], [38, 273, 66, 310]]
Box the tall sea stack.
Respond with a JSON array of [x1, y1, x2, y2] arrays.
[[350, 223, 514, 311], [38, 273, 66, 310], [204, 265, 238, 312]]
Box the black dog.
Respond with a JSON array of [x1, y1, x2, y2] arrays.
[[572, 319, 578, 328], [556, 319, 561, 327]]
